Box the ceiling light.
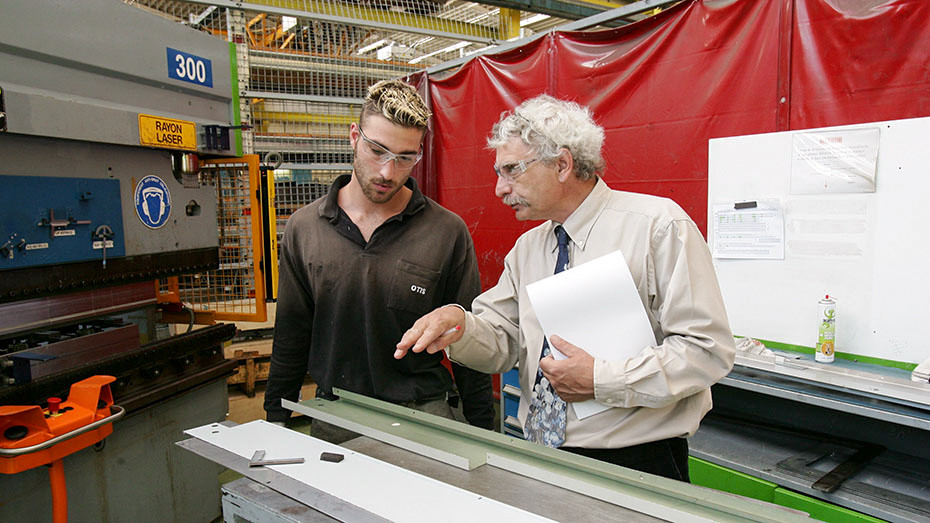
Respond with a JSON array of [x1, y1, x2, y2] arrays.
[[281, 16, 297, 32], [521, 14, 550, 27], [357, 39, 388, 55], [409, 41, 470, 64]]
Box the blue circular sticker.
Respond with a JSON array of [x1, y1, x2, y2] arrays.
[[134, 175, 172, 229]]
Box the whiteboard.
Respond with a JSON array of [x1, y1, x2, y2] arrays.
[[708, 116, 930, 364]]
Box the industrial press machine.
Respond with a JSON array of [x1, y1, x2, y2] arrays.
[[0, 1, 251, 520]]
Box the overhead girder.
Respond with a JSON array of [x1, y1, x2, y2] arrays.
[[467, 0, 608, 21], [181, 0, 502, 44], [251, 111, 356, 126]]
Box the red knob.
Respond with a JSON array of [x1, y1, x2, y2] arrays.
[[47, 397, 62, 414]]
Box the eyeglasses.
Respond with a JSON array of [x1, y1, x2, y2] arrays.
[[356, 126, 423, 170], [494, 158, 539, 183]]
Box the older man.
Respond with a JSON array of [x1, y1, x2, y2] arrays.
[[395, 94, 735, 481]]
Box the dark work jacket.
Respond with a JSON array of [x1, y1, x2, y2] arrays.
[[264, 175, 494, 428]]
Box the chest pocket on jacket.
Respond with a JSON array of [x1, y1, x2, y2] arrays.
[[387, 260, 441, 316]]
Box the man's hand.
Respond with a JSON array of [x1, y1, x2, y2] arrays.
[[394, 305, 466, 359], [539, 335, 595, 402]]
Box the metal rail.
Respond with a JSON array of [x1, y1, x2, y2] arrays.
[[0, 405, 125, 457]]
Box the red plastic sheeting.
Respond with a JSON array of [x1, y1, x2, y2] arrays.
[[423, 0, 930, 290]]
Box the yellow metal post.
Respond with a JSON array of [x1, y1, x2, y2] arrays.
[[499, 8, 522, 41]]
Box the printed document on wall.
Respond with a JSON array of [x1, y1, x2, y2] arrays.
[[526, 249, 656, 419], [712, 201, 785, 259], [791, 128, 880, 194]]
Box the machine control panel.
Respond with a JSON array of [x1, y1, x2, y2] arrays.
[[0, 175, 125, 269]]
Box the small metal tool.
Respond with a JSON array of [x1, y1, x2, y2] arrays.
[[248, 450, 305, 467]]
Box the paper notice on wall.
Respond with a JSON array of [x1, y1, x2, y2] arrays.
[[526, 249, 656, 419], [712, 201, 785, 259], [790, 128, 880, 194]]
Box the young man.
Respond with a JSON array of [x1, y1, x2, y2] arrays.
[[396, 94, 735, 481], [265, 80, 494, 441]]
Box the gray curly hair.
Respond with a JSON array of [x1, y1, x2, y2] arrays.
[[361, 79, 432, 131], [487, 94, 605, 180]]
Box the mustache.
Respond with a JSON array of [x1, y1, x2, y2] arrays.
[[502, 195, 529, 207], [369, 175, 394, 187]]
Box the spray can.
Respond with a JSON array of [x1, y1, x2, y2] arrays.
[[816, 295, 836, 363]]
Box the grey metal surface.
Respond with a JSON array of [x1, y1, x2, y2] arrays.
[[223, 477, 337, 523], [178, 437, 389, 523], [290, 389, 813, 522], [0, 379, 228, 523], [691, 415, 930, 523], [712, 378, 930, 462], [346, 436, 664, 522], [732, 352, 930, 412], [559, 0, 676, 31], [721, 374, 930, 430], [0, 0, 233, 152], [197, 434, 663, 523]]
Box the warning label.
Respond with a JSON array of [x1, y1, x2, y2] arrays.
[[139, 114, 197, 150]]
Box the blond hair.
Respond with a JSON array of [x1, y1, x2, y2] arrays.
[[360, 79, 431, 131]]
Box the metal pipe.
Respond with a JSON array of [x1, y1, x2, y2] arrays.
[[0, 405, 126, 457]]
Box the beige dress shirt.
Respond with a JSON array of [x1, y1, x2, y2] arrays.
[[449, 178, 736, 448]]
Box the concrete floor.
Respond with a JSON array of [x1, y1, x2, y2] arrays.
[[226, 376, 316, 425]]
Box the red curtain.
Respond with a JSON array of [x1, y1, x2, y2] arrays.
[[425, 0, 930, 290]]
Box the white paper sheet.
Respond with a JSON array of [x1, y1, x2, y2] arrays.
[[526, 249, 656, 419], [185, 421, 552, 522]]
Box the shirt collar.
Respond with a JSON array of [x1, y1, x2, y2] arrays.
[[319, 174, 426, 221], [547, 177, 610, 253]]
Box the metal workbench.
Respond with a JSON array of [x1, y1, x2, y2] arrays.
[[690, 352, 930, 522], [179, 390, 813, 522], [185, 433, 663, 522]]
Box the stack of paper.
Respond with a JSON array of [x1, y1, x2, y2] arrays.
[[526, 249, 656, 419]]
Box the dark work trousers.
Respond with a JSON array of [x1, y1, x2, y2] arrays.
[[562, 437, 691, 482]]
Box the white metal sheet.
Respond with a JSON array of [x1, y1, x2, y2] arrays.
[[185, 420, 553, 523]]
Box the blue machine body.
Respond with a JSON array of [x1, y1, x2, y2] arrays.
[[0, 175, 125, 269]]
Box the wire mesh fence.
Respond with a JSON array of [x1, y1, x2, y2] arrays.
[[128, 0, 669, 307], [176, 158, 267, 320]]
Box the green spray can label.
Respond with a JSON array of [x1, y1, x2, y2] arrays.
[[816, 295, 836, 363]]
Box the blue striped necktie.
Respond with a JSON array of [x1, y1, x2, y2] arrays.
[[524, 225, 570, 447]]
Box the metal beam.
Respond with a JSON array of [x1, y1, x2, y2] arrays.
[[251, 110, 356, 125], [243, 91, 363, 105], [181, 0, 501, 44], [426, 0, 680, 75], [285, 389, 815, 523], [559, 0, 679, 30], [466, 0, 608, 21]]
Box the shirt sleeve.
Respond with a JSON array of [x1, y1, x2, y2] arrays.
[[449, 252, 523, 375], [264, 223, 315, 422], [444, 226, 495, 430], [593, 219, 736, 409]]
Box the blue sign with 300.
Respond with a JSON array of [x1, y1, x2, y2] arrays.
[[166, 47, 213, 88]]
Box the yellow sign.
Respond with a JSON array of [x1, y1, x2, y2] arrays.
[[138, 114, 197, 150]]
